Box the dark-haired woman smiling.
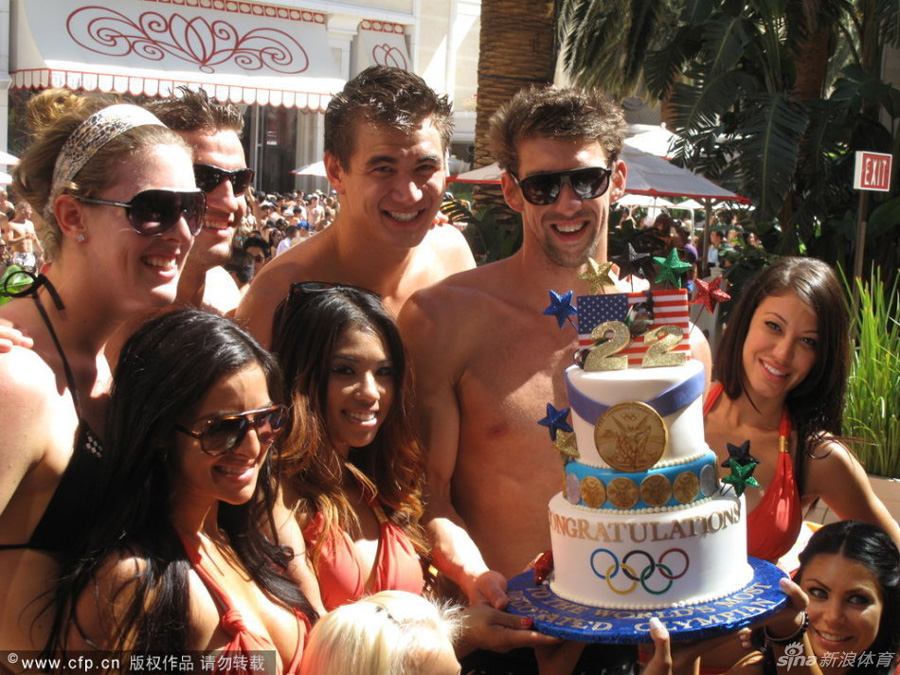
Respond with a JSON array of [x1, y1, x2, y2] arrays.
[[48, 310, 315, 671], [705, 256, 900, 564]]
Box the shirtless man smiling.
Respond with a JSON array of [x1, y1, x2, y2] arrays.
[[236, 66, 474, 346], [398, 86, 711, 673]]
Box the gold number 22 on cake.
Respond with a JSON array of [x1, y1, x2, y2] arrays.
[[584, 321, 630, 372], [642, 324, 686, 368]]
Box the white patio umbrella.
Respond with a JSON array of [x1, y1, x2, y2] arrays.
[[451, 147, 748, 204], [671, 199, 706, 211], [624, 124, 679, 159], [616, 193, 675, 208], [0, 151, 18, 166], [290, 160, 327, 177]]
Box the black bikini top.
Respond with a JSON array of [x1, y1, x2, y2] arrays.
[[0, 273, 103, 553]]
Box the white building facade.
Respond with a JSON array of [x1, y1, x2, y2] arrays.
[[0, 0, 480, 193]]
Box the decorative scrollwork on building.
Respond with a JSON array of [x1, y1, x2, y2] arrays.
[[371, 43, 408, 70], [66, 6, 310, 74]]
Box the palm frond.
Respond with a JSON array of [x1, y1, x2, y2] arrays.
[[735, 92, 807, 219]]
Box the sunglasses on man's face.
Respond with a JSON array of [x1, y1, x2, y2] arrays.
[[175, 404, 287, 457], [193, 163, 255, 195], [511, 166, 613, 206], [77, 189, 207, 236]]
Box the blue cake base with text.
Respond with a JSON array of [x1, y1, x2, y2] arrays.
[[506, 557, 787, 643]]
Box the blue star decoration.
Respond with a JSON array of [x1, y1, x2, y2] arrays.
[[653, 249, 693, 288], [542, 289, 577, 328], [538, 403, 573, 441], [611, 243, 651, 280], [722, 458, 760, 497], [720, 440, 760, 468]]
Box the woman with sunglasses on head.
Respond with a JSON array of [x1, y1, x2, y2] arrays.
[[728, 521, 899, 675], [0, 89, 203, 654], [47, 309, 316, 669]]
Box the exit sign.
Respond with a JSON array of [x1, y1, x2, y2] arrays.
[[854, 151, 893, 192]]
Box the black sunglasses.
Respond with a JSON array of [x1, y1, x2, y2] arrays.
[[175, 404, 287, 456], [77, 189, 207, 236], [193, 163, 255, 194], [511, 166, 613, 206], [288, 281, 381, 300]]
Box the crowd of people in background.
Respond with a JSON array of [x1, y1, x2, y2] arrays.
[[0, 64, 897, 675], [611, 203, 766, 285]]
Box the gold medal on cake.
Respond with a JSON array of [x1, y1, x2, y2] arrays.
[[607, 477, 639, 509], [594, 401, 668, 472], [579, 476, 607, 508], [673, 471, 700, 504], [640, 473, 672, 507]]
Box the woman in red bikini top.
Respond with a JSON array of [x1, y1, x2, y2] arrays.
[[694, 257, 900, 675], [270, 284, 429, 613], [46, 311, 316, 672], [705, 256, 899, 566]]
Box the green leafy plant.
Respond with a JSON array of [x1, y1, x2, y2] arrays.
[[441, 199, 522, 264], [0, 266, 32, 307], [843, 267, 900, 478]]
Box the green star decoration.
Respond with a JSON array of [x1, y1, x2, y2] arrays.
[[722, 458, 761, 497], [579, 258, 616, 295], [553, 431, 579, 464], [653, 249, 693, 288]]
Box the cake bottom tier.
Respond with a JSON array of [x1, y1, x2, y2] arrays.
[[548, 492, 754, 609]]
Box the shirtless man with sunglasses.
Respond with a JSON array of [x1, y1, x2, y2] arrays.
[[397, 85, 712, 673]]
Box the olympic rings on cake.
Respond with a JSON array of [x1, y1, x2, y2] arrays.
[[590, 547, 690, 595]]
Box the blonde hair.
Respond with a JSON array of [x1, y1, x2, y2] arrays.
[[299, 591, 462, 675], [12, 89, 189, 261]]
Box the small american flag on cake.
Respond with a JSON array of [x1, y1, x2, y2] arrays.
[[576, 290, 690, 367]]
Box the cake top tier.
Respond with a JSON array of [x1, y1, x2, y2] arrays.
[[565, 359, 708, 469]]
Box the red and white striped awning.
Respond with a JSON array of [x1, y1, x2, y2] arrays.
[[10, 0, 345, 110]]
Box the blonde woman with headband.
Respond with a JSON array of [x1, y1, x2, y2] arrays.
[[0, 89, 202, 654]]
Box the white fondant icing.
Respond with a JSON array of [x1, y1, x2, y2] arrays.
[[548, 492, 753, 609]]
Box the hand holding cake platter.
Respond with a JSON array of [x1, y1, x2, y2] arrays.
[[507, 259, 788, 643]]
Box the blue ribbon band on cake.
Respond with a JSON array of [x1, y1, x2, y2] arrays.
[[565, 366, 705, 423]]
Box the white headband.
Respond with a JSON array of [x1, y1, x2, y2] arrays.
[[47, 104, 166, 218]]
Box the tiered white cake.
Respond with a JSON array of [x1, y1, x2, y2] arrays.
[[547, 299, 754, 610]]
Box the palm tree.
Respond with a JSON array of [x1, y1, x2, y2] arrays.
[[471, 0, 559, 234], [558, 0, 900, 276]]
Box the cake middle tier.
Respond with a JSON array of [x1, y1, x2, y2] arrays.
[[563, 450, 719, 512]]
